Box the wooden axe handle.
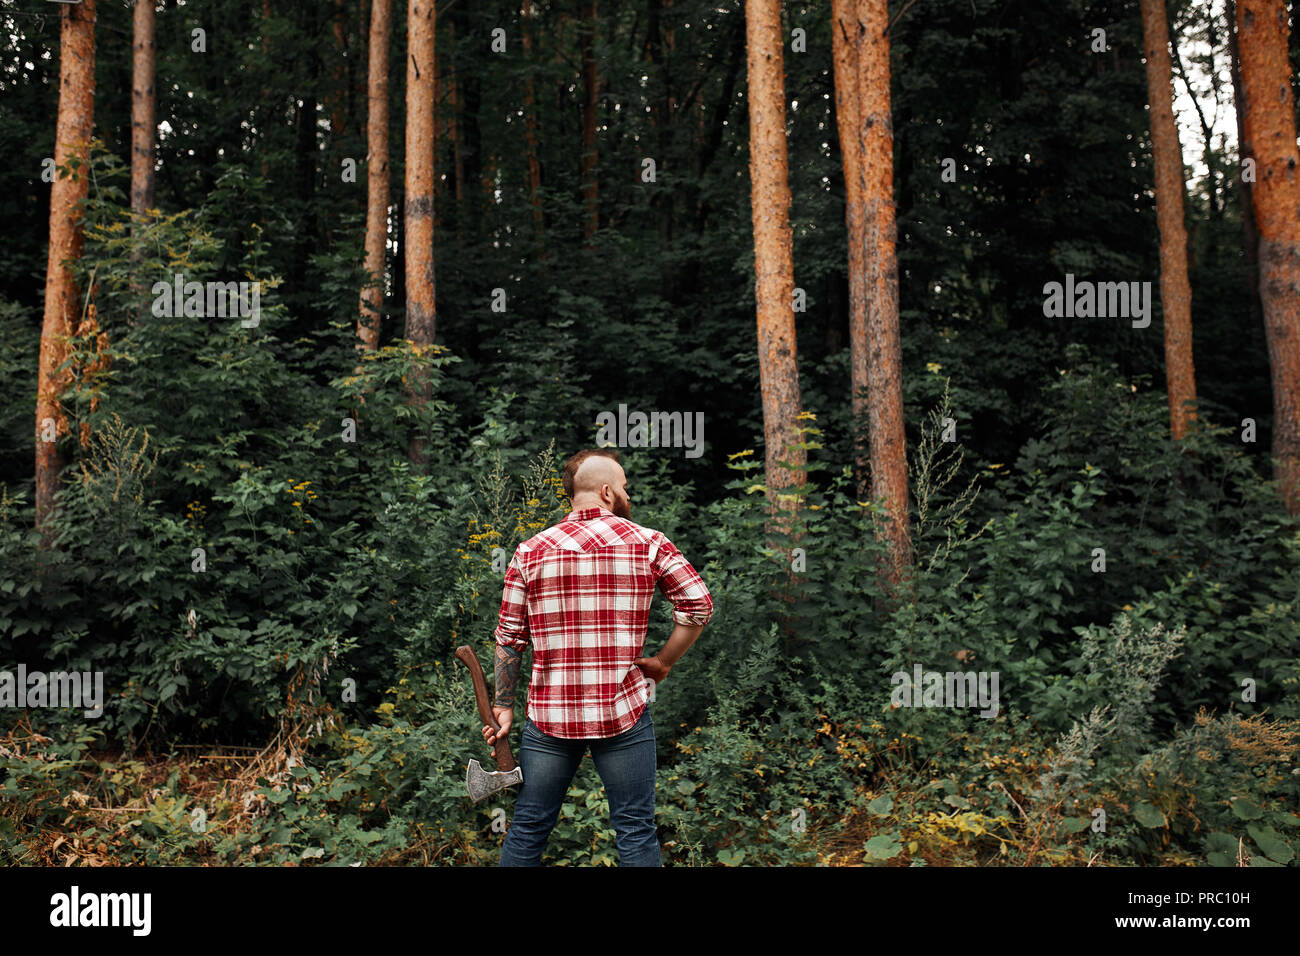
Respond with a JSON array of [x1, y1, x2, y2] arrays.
[[455, 645, 517, 772]]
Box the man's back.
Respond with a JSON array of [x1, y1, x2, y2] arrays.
[[494, 506, 713, 739]]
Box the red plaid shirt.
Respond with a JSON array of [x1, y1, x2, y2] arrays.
[[493, 506, 714, 739]]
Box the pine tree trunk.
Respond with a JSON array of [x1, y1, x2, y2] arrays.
[[1140, 0, 1197, 440], [405, 0, 437, 468], [128, 0, 156, 313], [1236, 0, 1300, 514], [745, 0, 806, 535], [359, 0, 391, 352], [37, 0, 96, 541], [832, 0, 869, 499], [855, 0, 911, 581], [130, 0, 156, 225]]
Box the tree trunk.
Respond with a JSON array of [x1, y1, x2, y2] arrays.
[[1140, 0, 1197, 440], [855, 0, 911, 581], [1236, 0, 1300, 514], [405, 0, 437, 468], [1229, 0, 1264, 334], [37, 0, 96, 541], [832, 0, 869, 499], [130, 0, 156, 225], [129, 0, 156, 313], [359, 0, 391, 352], [745, 0, 806, 534], [580, 0, 600, 245]]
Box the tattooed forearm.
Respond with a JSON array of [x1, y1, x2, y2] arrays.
[[494, 644, 523, 707]]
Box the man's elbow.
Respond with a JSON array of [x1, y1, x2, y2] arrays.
[[676, 594, 714, 629]]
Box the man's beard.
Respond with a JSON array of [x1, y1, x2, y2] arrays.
[[613, 497, 631, 519]]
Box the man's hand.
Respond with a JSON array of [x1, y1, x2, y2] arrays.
[[635, 654, 672, 684], [482, 705, 513, 758]]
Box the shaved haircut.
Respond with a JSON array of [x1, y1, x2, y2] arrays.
[[562, 448, 622, 498]]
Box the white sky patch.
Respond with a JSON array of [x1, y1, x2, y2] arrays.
[[1168, 0, 1238, 187]]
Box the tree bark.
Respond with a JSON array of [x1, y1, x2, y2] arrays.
[[130, 0, 156, 225], [405, 0, 437, 467], [1140, 0, 1198, 440], [855, 0, 911, 580], [832, 0, 869, 499], [1236, 0, 1300, 513], [745, 0, 806, 533], [359, 0, 391, 352], [37, 0, 96, 541], [128, 0, 156, 313]]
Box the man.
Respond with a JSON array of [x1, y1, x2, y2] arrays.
[[486, 448, 713, 866]]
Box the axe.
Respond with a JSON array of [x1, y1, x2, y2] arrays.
[[455, 645, 524, 803]]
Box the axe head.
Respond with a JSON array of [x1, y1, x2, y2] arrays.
[[466, 758, 523, 803]]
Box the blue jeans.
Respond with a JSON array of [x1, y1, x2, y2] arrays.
[[498, 706, 660, 867]]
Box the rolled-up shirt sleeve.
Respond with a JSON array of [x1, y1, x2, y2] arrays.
[[650, 533, 714, 627], [493, 547, 531, 652]]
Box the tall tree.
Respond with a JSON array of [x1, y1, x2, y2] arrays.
[[745, 0, 805, 529], [359, 0, 391, 353], [405, 0, 437, 467], [1236, 0, 1300, 514], [130, 0, 156, 225], [855, 0, 911, 579], [1140, 0, 1197, 439], [128, 0, 156, 312], [831, 0, 869, 497], [36, 0, 96, 540]]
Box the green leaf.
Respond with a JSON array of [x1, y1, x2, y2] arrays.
[[864, 833, 903, 861], [1133, 802, 1166, 828], [1246, 825, 1293, 864], [867, 795, 894, 817], [1231, 798, 1262, 821]]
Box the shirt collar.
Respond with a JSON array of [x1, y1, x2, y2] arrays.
[[566, 506, 612, 522]]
